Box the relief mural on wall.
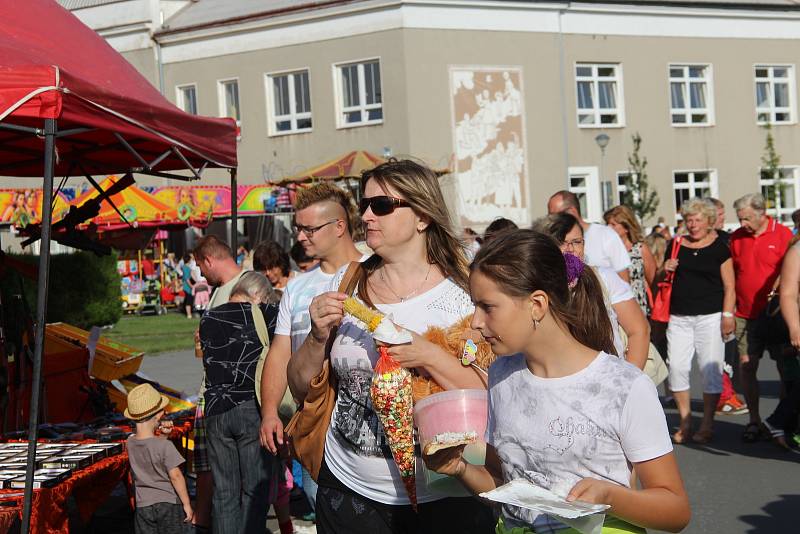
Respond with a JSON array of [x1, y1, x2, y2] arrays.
[[450, 67, 528, 227]]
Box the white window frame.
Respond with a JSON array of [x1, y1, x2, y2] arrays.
[[265, 68, 313, 137], [617, 171, 639, 205], [567, 166, 602, 222], [672, 169, 719, 218], [759, 165, 800, 223], [668, 63, 715, 127], [333, 57, 383, 129], [754, 64, 796, 125], [574, 63, 625, 128], [217, 78, 241, 140], [175, 83, 198, 115]]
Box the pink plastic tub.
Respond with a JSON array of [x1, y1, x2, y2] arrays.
[[414, 389, 488, 495], [414, 389, 488, 453]]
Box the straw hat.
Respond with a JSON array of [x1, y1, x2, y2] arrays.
[[124, 383, 169, 421]]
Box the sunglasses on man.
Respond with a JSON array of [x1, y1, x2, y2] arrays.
[[359, 196, 411, 216]]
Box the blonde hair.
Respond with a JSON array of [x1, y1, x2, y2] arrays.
[[680, 197, 717, 225], [358, 159, 469, 300], [294, 182, 358, 235], [645, 232, 667, 271], [603, 205, 644, 243], [230, 271, 278, 304]]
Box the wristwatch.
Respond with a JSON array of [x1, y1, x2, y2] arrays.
[[722, 312, 734, 318]]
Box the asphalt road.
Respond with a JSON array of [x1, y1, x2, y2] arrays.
[[141, 349, 799, 534]]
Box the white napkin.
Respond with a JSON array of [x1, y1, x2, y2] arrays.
[[480, 479, 609, 534]]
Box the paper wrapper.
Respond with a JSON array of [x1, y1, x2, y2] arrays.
[[371, 346, 417, 507], [344, 297, 412, 344], [480, 479, 608, 534]]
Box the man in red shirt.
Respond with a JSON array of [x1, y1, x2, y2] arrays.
[[730, 193, 793, 442]]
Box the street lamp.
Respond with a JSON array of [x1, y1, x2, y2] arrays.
[[594, 133, 610, 155], [595, 133, 611, 210]]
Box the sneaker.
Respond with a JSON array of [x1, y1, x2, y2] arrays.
[[716, 396, 749, 415]]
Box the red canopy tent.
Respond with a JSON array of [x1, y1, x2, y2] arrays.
[[0, 1, 238, 530]]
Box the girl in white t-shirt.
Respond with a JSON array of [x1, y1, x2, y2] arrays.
[[425, 229, 690, 533]]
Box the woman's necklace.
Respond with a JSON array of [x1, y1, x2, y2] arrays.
[[688, 233, 713, 256], [379, 263, 433, 303]]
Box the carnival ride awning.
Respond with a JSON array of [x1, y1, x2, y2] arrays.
[[270, 150, 385, 186], [68, 176, 210, 231], [0, 1, 239, 526], [269, 150, 452, 187]]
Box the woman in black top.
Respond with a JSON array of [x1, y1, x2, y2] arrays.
[[664, 198, 735, 444]]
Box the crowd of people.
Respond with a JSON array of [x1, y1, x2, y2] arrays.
[[123, 157, 800, 534]]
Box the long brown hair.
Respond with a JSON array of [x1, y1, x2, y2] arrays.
[[471, 229, 616, 355], [603, 205, 643, 243], [357, 159, 469, 305]]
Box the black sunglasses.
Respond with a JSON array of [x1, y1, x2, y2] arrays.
[[359, 196, 411, 216]]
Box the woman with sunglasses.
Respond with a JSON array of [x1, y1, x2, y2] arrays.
[[287, 159, 493, 534]]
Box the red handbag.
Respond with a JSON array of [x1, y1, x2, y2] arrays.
[[651, 236, 682, 323]]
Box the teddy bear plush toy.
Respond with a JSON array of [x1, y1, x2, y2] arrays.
[[412, 314, 496, 402]]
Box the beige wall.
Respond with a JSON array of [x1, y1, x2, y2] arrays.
[[563, 33, 800, 225], [162, 29, 413, 187], [121, 47, 159, 89], [6, 21, 800, 228]]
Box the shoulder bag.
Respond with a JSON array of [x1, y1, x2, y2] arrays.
[[651, 236, 682, 324], [285, 261, 362, 480], [252, 304, 296, 424]]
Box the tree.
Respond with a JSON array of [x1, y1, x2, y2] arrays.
[[621, 133, 659, 222], [760, 123, 782, 212]]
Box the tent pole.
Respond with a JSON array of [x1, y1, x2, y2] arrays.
[[21, 118, 57, 534], [230, 168, 238, 253]]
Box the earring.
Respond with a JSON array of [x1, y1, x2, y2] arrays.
[[532, 318, 540, 330]]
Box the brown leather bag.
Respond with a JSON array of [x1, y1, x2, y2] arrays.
[[285, 261, 362, 480]]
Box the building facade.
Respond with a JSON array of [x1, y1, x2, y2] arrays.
[[43, 0, 800, 229]]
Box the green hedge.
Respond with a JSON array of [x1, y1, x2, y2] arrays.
[[1, 251, 122, 329]]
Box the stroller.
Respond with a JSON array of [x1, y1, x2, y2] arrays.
[[137, 278, 165, 315]]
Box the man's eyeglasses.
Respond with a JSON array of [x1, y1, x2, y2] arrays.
[[293, 219, 340, 237], [563, 238, 585, 250], [359, 196, 411, 216]]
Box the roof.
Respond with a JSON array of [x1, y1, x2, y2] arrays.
[[160, 0, 356, 33], [0, 0, 238, 177], [157, 0, 800, 34], [56, 0, 127, 9]]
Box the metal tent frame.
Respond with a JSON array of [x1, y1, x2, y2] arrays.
[[0, 118, 238, 533]]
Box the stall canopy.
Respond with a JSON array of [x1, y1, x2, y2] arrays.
[[0, 1, 238, 530], [0, 1, 237, 178]]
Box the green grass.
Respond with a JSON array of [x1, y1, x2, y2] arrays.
[[103, 313, 200, 355]]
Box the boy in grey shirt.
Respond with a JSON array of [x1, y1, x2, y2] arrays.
[[125, 383, 193, 533]]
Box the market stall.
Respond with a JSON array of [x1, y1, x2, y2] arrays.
[[0, 1, 238, 531]]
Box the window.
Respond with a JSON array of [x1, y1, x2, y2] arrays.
[[267, 70, 312, 135], [755, 65, 795, 124], [669, 64, 713, 125], [568, 166, 601, 222], [617, 172, 635, 205], [575, 63, 623, 127], [760, 167, 799, 223], [176, 84, 197, 115], [335, 59, 383, 127], [673, 170, 717, 216], [218, 79, 240, 121]]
